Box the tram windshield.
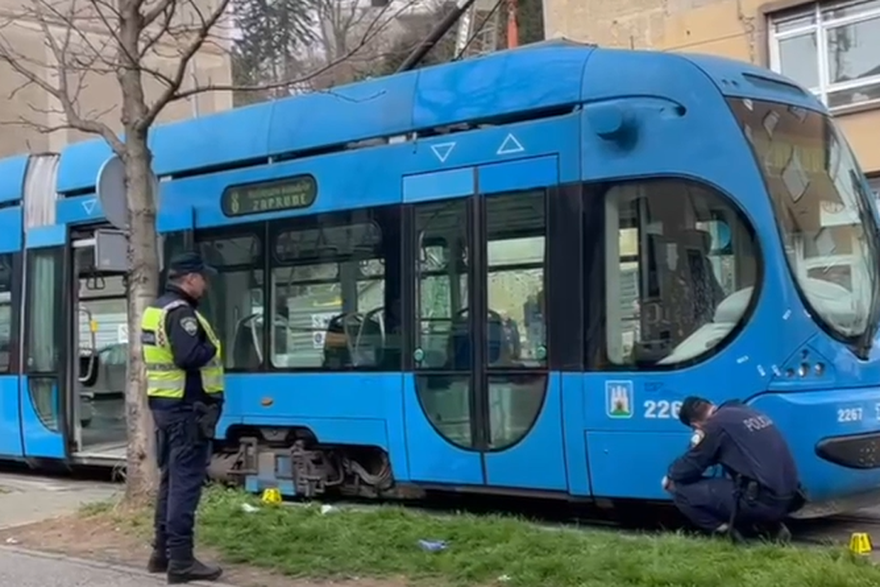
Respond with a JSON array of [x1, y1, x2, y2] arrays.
[[728, 98, 880, 347]]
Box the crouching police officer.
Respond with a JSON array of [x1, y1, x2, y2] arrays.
[[143, 252, 224, 584], [662, 396, 803, 542]]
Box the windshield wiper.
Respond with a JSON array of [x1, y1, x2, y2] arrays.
[[849, 170, 880, 359]]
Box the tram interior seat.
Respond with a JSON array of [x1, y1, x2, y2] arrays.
[[322, 309, 386, 369], [657, 286, 752, 365], [78, 350, 100, 387], [232, 313, 289, 370], [681, 228, 726, 323], [233, 314, 262, 370], [447, 309, 508, 370], [657, 276, 858, 365], [633, 228, 725, 363]]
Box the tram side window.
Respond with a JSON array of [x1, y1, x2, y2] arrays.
[[416, 199, 468, 370], [0, 254, 13, 372], [269, 207, 401, 370], [485, 192, 547, 367], [196, 232, 265, 370], [415, 193, 547, 369], [604, 179, 759, 367], [26, 248, 63, 373]]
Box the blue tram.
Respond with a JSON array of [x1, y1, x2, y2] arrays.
[[0, 40, 878, 518]]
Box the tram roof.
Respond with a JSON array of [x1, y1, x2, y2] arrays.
[[0, 40, 819, 201]]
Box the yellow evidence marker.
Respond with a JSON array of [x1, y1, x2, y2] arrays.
[[849, 532, 873, 555], [260, 487, 282, 506]]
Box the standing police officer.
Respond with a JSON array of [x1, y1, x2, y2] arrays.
[[662, 396, 802, 542], [143, 252, 224, 584]]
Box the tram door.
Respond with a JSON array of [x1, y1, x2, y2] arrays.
[[70, 229, 129, 461], [405, 156, 568, 491], [18, 154, 67, 460]]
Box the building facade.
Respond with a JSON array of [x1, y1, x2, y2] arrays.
[[542, 0, 880, 194], [0, 5, 232, 158]]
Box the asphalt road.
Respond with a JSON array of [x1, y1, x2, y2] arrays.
[[0, 548, 171, 587]]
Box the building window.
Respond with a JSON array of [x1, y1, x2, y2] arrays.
[[769, 0, 880, 111]]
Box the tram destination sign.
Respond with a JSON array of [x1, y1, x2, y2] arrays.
[[221, 175, 317, 217]]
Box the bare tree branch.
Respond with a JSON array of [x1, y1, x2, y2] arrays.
[[0, 0, 429, 154], [0, 1, 125, 153], [0, 0, 447, 509], [143, 0, 177, 27], [174, 0, 420, 101], [138, 0, 231, 129]]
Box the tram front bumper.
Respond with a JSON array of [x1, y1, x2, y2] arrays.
[[747, 387, 880, 517]]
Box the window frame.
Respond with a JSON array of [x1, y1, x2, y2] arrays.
[[768, 0, 880, 112], [266, 206, 402, 373], [24, 246, 64, 374], [598, 177, 764, 372], [0, 252, 19, 375], [192, 225, 267, 373]]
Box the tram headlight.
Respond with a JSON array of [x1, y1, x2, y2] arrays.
[[798, 363, 810, 377]]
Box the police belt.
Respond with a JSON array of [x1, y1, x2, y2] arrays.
[[740, 479, 795, 508], [727, 476, 799, 533]]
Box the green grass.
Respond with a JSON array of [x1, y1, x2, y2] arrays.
[[193, 487, 880, 587], [79, 499, 115, 517]]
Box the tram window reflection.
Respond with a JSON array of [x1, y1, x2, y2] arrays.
[[0, 253, 12, 373], [197, 233, 265, 371], [268, 207, 401, 371], [485, 192, 547, 368], [604, 179, 760, 368]]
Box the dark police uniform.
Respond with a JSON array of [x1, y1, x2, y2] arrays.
[[667, 400, 801, 536], [143, 252, 224, 583]]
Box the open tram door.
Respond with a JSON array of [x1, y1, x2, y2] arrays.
[[64, 154, 164, 465], [403, 152, 571, 494], [69, 227, 130, 464]]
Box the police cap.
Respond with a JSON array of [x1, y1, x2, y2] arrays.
[[679, 396, 712, 427], [167, 252, 217, 278]]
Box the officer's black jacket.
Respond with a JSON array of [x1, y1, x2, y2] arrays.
[[147, 285, 224, 411], [667, 402, 799, 497]]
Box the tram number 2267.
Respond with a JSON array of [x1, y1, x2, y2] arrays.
[[837, 407, 863, 423], [643, 400, 683, 419]]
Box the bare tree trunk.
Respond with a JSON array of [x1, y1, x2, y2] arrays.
[[123, 132, 160, 505], [0, 0, 408, 509]]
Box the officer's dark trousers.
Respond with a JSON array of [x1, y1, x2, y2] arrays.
[[152, 408, 211, 561], [671, 477, 789, 532]]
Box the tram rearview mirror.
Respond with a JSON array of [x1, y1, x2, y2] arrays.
[[95, 229, 129, 273], [96, 154, 159, 231]]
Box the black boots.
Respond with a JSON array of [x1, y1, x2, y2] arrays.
[[148, 549, 223, 584], [765, 522, 792, 544], [167, 558, 224, 584], [713, 523, 745, 544], [147, 549, 169, 573]]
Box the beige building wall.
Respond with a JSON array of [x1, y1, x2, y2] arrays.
[[0, 0, 232, 159], [543, 0, 880, 175]]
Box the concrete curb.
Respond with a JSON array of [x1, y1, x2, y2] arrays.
[[0, 544, 240, 586]]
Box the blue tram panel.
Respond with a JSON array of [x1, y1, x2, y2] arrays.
[[0, 40, 877, 518]]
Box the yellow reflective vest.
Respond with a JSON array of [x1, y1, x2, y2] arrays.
[[141, 299, 224, 399]]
